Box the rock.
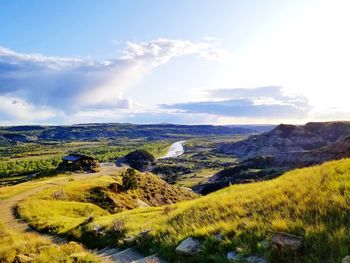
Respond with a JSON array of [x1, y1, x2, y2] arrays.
[[272, 232, 303, 251], [214, 233, 223, 241], [136, 199, 150, 208], [227, 251, 240, 261], [342, 256, 350, 263], [175, 237, 202, 256], [244, 256, 267, 263], [15, 254, 35, 262]]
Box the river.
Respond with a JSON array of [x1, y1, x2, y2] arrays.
[[159, 140, 186, 159]]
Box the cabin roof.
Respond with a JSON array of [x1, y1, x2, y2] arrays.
[[62, 154, 94, 162]]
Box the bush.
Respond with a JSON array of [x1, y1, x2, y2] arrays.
[[122, 168, 139, 191]]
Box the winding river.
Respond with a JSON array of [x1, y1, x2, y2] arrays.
[[159, 140, 186, 159]]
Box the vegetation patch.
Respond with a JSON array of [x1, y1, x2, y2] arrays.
[[0, 221, 99, 263]]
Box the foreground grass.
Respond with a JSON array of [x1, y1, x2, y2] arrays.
[[0, 221, 99, 263], [18, 158, 350, 262]]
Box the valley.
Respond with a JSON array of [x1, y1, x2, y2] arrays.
[[1, 122, 350, 262]]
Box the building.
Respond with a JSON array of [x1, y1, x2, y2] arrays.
[[60, 154, 99, 172]]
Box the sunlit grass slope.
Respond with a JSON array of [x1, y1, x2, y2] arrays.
[[90, 158, 350, 262], [0, 175, 68, 200], [18, 171, 197, 238], [18, 159, 350, 262], [0, 221, 99, 263]]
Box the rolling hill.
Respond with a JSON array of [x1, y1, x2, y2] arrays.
[[16, 158, 350, 262], [0, 123, 260, 144]]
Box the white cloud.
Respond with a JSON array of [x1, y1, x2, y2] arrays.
[[0, 38, 225, 123], [0, 96, 57, 122], [121, 38, 223, 62], [161, 86, 311, 119]]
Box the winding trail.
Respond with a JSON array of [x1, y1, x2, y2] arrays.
[[0, 165, 165, 262]]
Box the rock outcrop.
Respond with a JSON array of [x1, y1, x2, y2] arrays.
[[195, 122, 350, 194], [271, 232, 303, 251], [175, 237, 202, 256], [217, 121, 350, 167]]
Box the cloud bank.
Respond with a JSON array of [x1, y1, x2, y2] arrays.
[[162, 86, 312, 118], [0, 41, 314, 125], [0, 39, 223, 123]]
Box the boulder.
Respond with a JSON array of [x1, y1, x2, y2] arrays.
[[175, 237, 202, 256], [214, 233, 223, 241], [272, 232, 303, 251], [227, 251, 240, 261], [342, 256, 350, 263], [136, 199, 150, 208]]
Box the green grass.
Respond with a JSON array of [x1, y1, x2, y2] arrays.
[[18, 199, 109, 234], [0, 221, 99, 263], [17, 158, 350, 262], [0, 140, 171, 178], [17, 170, 197, 241]]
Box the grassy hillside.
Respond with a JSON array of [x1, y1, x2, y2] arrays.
[[17, 170, 197, 239], [17, 158, 350, 262], [0, 221, 98, 263]]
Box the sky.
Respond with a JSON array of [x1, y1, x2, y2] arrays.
[[0, 0, 350, 125]]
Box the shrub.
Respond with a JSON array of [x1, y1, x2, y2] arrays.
[[122, 168, 138, 191]]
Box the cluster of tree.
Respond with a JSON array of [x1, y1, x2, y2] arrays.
[[152, 165, 192, 184], [123, 150, 156, 171], [72, 141, 169, 162], [121, 168, 139, 191], [0, 157, 61, 177]]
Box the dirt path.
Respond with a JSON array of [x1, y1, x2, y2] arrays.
[[0, 165, 166, 263], [0, 165, 121, 242]]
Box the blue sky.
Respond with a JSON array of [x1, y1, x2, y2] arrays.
[[0, 0, 349, 125]]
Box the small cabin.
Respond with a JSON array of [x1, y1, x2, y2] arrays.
[[60, 154, 99, 172]]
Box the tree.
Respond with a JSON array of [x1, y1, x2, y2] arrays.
[[122, 168, 138, 191]]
